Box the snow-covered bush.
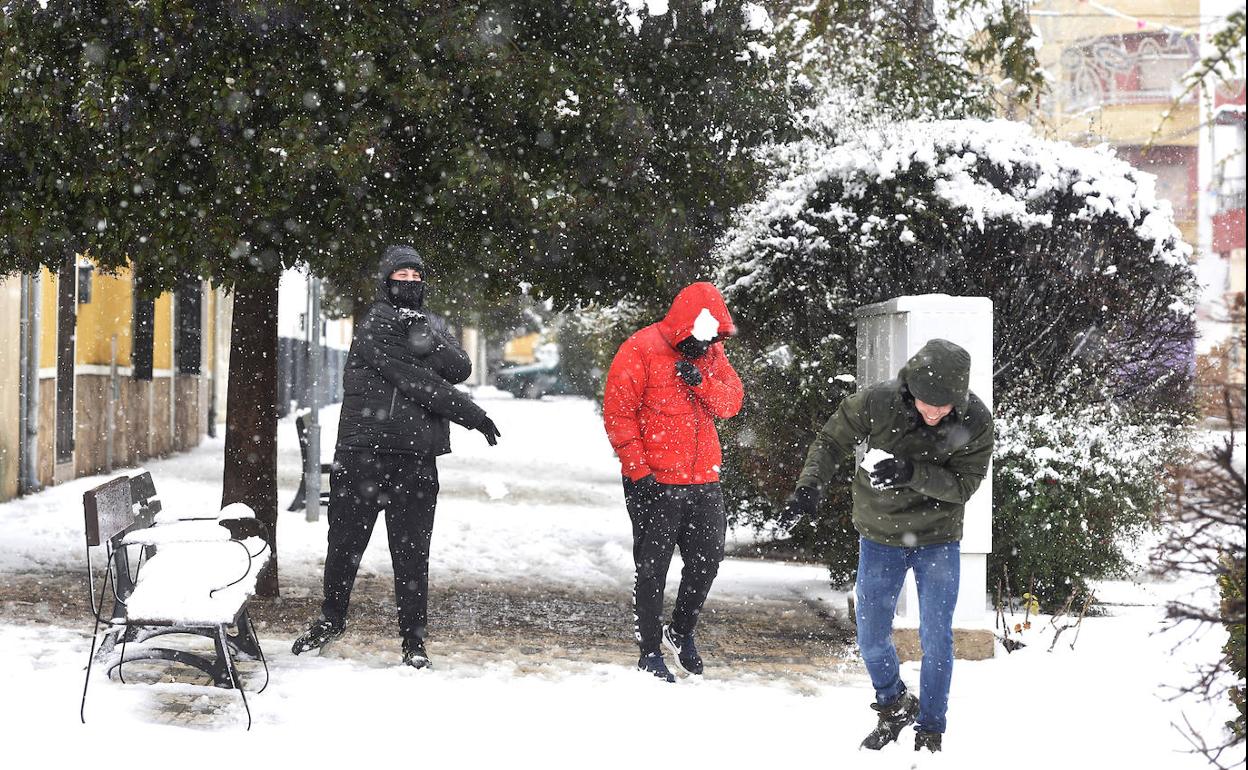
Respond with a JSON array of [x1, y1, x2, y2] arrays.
[[713, 118, 1196, 587], [992, 404, 1188, 606]]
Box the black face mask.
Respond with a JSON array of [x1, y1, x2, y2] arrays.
[[388, 279, 425, 310], [676, 336, 711, 359]]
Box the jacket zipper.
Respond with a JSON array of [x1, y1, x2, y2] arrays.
[[690, 388, 701, 481], [388, 387, 398, 418]]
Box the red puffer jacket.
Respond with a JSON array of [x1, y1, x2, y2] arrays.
[[603, 283, 744, 485]]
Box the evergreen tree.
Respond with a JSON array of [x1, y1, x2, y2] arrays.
[[0, 0, 786, 594]]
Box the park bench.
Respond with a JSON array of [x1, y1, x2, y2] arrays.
[[286, 410, 332, 513], [81, 471, 271, 729]]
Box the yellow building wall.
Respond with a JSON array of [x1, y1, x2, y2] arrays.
[[153, 292, 172, 371], [1056, 102, 1201, 147], [1027, 0, 1202, 241], [1037, 0, 1200, 40], [0, 275, 22, 500], [38, 266, 57, 370], [1033, 0, 1202, 143], [75, 264, 135, 367]]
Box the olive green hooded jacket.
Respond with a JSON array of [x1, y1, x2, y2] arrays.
[[796, 339, 994, 547]]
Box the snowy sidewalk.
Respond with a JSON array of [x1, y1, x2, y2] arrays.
[[0, 391, 852, 674], [0, 391, 1238, 768]]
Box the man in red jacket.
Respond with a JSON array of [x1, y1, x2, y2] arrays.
[[603, 282, 744, 682]]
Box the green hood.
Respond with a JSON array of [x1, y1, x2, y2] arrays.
[[899, 339, 971, 415]]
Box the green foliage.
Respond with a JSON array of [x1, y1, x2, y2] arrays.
[[991, 404, 1186, 607], [1187, 9, 1245, 93], [777, 0, 1047, 125], [0, 1, 787, 303], [964, 0, 1046, 116], [1221, 553, 1247, 740], [713, 120, 1195, 588]]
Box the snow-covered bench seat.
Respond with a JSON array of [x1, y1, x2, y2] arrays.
[[122, 508, 270, 625], [81, 473, 270, 729]]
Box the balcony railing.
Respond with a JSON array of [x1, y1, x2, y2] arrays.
[[1218, 176, 1246, 213], [1064, 86, 1197, 114]]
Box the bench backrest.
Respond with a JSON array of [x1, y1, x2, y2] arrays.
[[84, 477, 135, 547], [129, 471, 162, 518]]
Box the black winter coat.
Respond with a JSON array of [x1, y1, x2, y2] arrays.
[[335, 249, 487, 456]]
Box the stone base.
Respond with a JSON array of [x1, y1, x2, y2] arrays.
[[893, 627, 995, 661]]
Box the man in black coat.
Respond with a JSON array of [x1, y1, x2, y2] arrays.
[[292, 244, 501, 668]]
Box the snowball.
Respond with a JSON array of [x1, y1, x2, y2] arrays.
[[861, 448, 894, 489], [692, 307, 719, 341]]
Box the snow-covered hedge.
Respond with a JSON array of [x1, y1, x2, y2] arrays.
[[712, 118, 1197, 592], [992, 403, 1189, 604]]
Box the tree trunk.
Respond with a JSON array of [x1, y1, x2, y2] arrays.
[[221, 274, 281, 597]]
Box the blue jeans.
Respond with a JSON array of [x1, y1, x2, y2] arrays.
[[855, 536, 960, 734]]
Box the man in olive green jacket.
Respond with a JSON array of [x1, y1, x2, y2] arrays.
[[783, 339, 993, 754]]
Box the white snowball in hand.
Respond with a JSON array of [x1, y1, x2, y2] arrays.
[[692, 308, 719, 342]]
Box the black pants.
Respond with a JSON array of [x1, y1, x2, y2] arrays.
[[321, 450, 439, 641], [624, 477, 727, 654]]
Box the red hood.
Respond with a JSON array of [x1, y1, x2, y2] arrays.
[[658, 282, 737, 344]]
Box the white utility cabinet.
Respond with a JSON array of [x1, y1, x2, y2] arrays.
[[854, 294, 993, 626]]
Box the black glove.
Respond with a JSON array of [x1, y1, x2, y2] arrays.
[[406, 316, 436, 357], [779, 486, 821, 531], [676, 336, 711, 359], [631, 473, 663, 502], [675, 360, 703, 387], [869, 457, 914, 489], [475, 416, 502, 446]]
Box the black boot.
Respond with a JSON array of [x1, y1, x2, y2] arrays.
[[402, 637, 432, 669], [291, 618, 345, 655], [637, 652, 676, 683], [662, 624, 704, 675], [915, 730, 942, 752], [860, 689, 919, 750]]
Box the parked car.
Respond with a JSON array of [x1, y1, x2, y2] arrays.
[[494, 338, 571, 399]]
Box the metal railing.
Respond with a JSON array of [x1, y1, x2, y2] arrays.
[[1217, 176, 1246, 213]]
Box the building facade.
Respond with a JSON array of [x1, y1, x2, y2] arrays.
[[1028, 0, 1245, 402], [1031, 0, 1203, 246], [1203, 73, 1246, 387], [0, 261, 229, 502]]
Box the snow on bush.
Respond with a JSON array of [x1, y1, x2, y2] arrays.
[[995, 407, 1181, 492], [992, 403, 1189, 606], [719, 119, 1192, 284], [711, 117, 1196, 592], [611, 0, 775, 61]]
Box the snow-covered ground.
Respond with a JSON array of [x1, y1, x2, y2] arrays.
[[0, 390, 1240, 768]]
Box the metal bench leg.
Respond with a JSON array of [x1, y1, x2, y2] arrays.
[[288, 478, 307, 512], [229, 609, 263, 660], [217, 626, 252, 730], [254, 633, 270, 694], [106, 638, 234, 686], [81, 571, 114, 724]]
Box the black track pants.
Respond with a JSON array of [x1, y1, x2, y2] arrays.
[[321, 450, 439, 641], [624, 477, 727, 654]]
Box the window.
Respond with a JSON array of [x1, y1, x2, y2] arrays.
[[133, 289, 155, 381], [55, 256, 76, 462], [176, 278, 202, 374]]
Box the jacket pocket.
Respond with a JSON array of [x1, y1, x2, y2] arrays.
[[639, 387, 696, 471], [643, 386, 694, 415]]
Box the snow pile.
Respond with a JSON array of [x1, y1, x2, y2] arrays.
[[3, 576, 1239, 768]]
